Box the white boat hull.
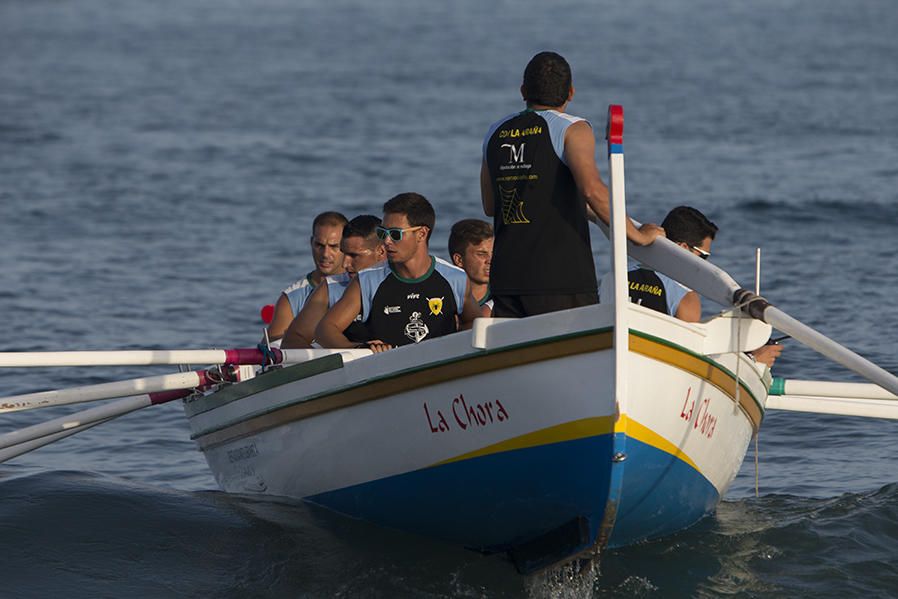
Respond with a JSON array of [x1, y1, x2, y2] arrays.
[[186, 303, 769, 571]]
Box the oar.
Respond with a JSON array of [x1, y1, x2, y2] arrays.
[[0, 348, 276, 368], [0, 369, 212, 413], [0, 347, 371, 368], [598, 224, 898, 397], [766, 378, 898, 419], [0, 419, 112, 463], [769, 378, 898, 400], [767, 396, 898, 420], [0, 388, 191, 460]]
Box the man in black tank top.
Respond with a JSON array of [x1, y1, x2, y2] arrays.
[[480, 51, 665, 318], [316, 193, 483, 353]]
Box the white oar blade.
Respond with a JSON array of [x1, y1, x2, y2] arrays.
[[767, 395, 898, 420]]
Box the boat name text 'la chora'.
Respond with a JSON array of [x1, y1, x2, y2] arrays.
[[679, 387, 718, 440], [424, 394, 510, 433]]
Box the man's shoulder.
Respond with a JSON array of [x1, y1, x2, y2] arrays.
[[357, 263, 392, 293], [433, 256, 467, 283], [282, 272, 315, 295], [541, 109, 589, 127], [326, 272, 352, 287]]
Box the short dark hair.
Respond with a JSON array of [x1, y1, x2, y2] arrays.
[[522, 51, 572, 107], [312, 211, 348, 231], [343, 214, 381, 243], [448, 219, 493, 259], [382, 192, 435, 241], [661, 206, 719, 247]]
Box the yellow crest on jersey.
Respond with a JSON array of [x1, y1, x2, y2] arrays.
[[427, 296, 444, 316]]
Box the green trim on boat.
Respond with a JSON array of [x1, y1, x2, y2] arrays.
[[184, 353, 344, 417], [190, 327, 613, 440]]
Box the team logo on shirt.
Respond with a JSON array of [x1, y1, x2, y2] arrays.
[[405, 311, 429, 343], [427, 296, 444, 316], [383, 305, 401, 315], [498, 186, 530, 224]]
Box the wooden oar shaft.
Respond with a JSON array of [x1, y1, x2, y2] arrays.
[[0, 370, 210, 413], [0, 348, 274, 368], [0, 347, 371, 368], [766, 395, 898, 420], [0, 389, 189, 453], [606, 231, 898, 398], [754, 304, 898, 397]]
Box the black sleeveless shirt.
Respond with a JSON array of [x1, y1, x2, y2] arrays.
[[483, 109, 597, 295], [627, 268, 669, 315], [358, 258, 468, 347]]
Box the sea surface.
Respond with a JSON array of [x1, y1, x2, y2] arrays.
[[2, 0, 897, 596]]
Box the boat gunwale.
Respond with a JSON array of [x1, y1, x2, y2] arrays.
[[189, 325, 765, 449]]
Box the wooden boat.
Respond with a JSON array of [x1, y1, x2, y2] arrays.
[[1, 105, 895, 574], [185, 301, 772, 572]]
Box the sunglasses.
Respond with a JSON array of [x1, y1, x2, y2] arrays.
[[375, 225, 426, 242], [691, 245, 711, 260]]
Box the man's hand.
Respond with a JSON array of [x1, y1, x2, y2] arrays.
[[362, 340, 393, 353], [750, 344, 783, 368], [632, 223, 665, 246]]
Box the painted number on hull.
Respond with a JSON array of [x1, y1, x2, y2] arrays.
[[679, 387, 718, 439], [424, 394, 509, 434]]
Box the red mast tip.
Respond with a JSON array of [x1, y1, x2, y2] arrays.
[[260, 304, 275, 324], [606, 105, 624, 146]]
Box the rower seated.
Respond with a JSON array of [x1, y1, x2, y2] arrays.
[[599, 206, 783, 368], [281, 215, 386, 349], [265, 211, 348, 342], [316, 193, 481, 353]]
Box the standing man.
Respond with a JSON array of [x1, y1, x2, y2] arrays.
[[266, 211, 348, 342], [281, 215, 386, 349], [448, 218, 493, 309], [481, 51, 664, 318], [316, 193, 482, 352]]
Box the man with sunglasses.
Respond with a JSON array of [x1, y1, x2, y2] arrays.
[[316, 193, 482, 352], [602, 206, 715, 321], [480, 51, 664, 318], [281, 215, 386, 349], [266, 211, 348, 342], [599, 206, 782, 367]]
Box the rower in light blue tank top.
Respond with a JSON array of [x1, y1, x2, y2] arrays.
[[283, 273, 316, 316]]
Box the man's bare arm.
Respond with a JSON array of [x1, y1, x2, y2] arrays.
[[316, 278, 364, 349], [564, 121, 664, 246], [265, 293, 294, 342], [480, 159, 495, 217], [458, 282, 482, 330], [281, 284, 330, 349], [674, 291, 702, 323]]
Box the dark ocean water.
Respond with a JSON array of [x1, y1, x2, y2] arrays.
[[1, 0, 897, 596]]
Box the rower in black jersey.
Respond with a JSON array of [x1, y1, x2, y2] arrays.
[[316, 193, 482, 353]]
